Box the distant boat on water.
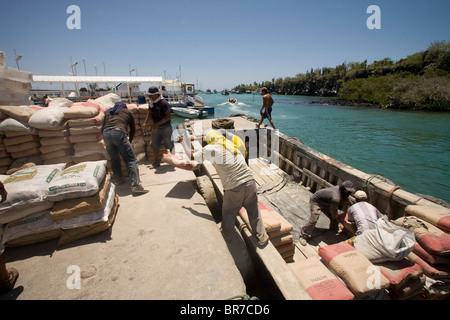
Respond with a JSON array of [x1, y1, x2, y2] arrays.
[[172, 107, 208, 119]]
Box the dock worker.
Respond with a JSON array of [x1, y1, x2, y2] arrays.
[[217, 129, 247, 162], [181, 130, 269, 246], [101, 102, 149, 194], [0, 181, 19, 294], [339, 190, 383, 236], [185, 129, 247, 159], [144, 86, 174, 168], [299, 180, 355, 246], [257, 87, 276, 129]]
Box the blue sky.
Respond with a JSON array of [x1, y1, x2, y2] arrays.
[[1, 0, 449, 90]]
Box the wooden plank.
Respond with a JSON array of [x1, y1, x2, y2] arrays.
[[256, 159, 281, 183], [248, 159, 270, 187], [294, 242, 320, 260], [273, 150, 303, 176], [249, 159, 272, 184], [303, 168, 333, 189], [250, 159, 282, 186], [257, 158, 287, 182]]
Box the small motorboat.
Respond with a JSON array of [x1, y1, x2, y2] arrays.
[[172, 107, 208, 119], [228, 98, 237, 104]]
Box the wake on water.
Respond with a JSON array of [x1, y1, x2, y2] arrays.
[[218, 101, 250, 107], [217, 101, 252, 116]]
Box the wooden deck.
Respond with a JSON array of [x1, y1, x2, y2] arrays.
[[247, 157, 349, 264], [181, 116, 449, 300]]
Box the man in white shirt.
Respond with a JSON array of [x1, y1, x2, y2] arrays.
[[189, 130, 269, 246], [341, 190, 383, 236]]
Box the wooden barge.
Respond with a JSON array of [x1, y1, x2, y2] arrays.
[[180, 115, 450, 300]]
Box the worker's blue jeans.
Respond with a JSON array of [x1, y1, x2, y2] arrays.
[[103, 129, 140, 188]]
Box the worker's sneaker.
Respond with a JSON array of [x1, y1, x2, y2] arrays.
[[298, 236, 308, 246], [0, 268, 19, 294], [112, 177, 126, 185], [131, 185, 149, 194], [148, 162, 161, 169], [299, 233, 313, 246], [257, 232, 269, 246]]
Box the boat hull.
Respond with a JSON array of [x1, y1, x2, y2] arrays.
[[172, 107, 208, 119]]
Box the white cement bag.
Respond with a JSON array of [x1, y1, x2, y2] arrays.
[[91, 94, 120, 111], [0, 201, 54, 225], [46, 160, 107, 202], [0, 105, 43, 122], [2, 183, 116, 246], [47, 98, 73, 109], [0, 164, 65, 218], [1, 209, 58, 245], [59, 182, 116, 230], [0, 118, 35, 133], [28, 105, 70, 129], [354, 216, 416, 263]]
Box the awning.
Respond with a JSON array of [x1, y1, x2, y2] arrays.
[[32, 75, 170, 84]]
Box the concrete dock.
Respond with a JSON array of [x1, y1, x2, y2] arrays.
[[1, 162, 247, 300]]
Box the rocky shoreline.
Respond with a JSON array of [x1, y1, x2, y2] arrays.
[[310, 98, 383, 108], [310, 98, 450, 111]]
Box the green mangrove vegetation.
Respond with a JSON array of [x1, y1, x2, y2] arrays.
[[234, 41, 450, 111]]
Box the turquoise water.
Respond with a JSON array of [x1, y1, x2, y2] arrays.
[[172, 93, 450, 204]]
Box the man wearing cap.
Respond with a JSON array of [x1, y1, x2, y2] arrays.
[[101, 102, 149, 194], [144, 86, 174, 168], [340, 190, 383, 236], [299, 180, 355, 245], [181, 130, 269, 246], [257, 87, 276, 129]]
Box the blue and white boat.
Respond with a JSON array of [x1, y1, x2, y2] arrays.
[[171, 107, 208, 119]]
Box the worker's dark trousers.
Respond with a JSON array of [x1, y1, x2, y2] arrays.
[[103, 128, 141, 188]]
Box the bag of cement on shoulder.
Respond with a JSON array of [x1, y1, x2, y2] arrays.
[[354, 216, 416, 263], [90, 94, 120, 111], [161, 154, 200, 171]]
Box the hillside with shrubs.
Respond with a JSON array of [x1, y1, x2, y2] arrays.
[[234, 41, 450, 111]]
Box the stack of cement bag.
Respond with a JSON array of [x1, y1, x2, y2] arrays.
[[288, 257, 355, 300], [0, 104, 43, 172], [130, 104, 148, 162], [0, 160, 119, 247], [30, 98, 74, 165], [345, 215, 428, 299], [239, 202, 295, 262], [0, 94, 152, 179], [66, 101, 106, 164], [393, 205, 450, 299], [38, 124, 73, 165], [318, 241, 391, 299], [66, 94, 122, 164]]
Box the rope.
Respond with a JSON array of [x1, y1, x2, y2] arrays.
[[387, 186, 401, 218]]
